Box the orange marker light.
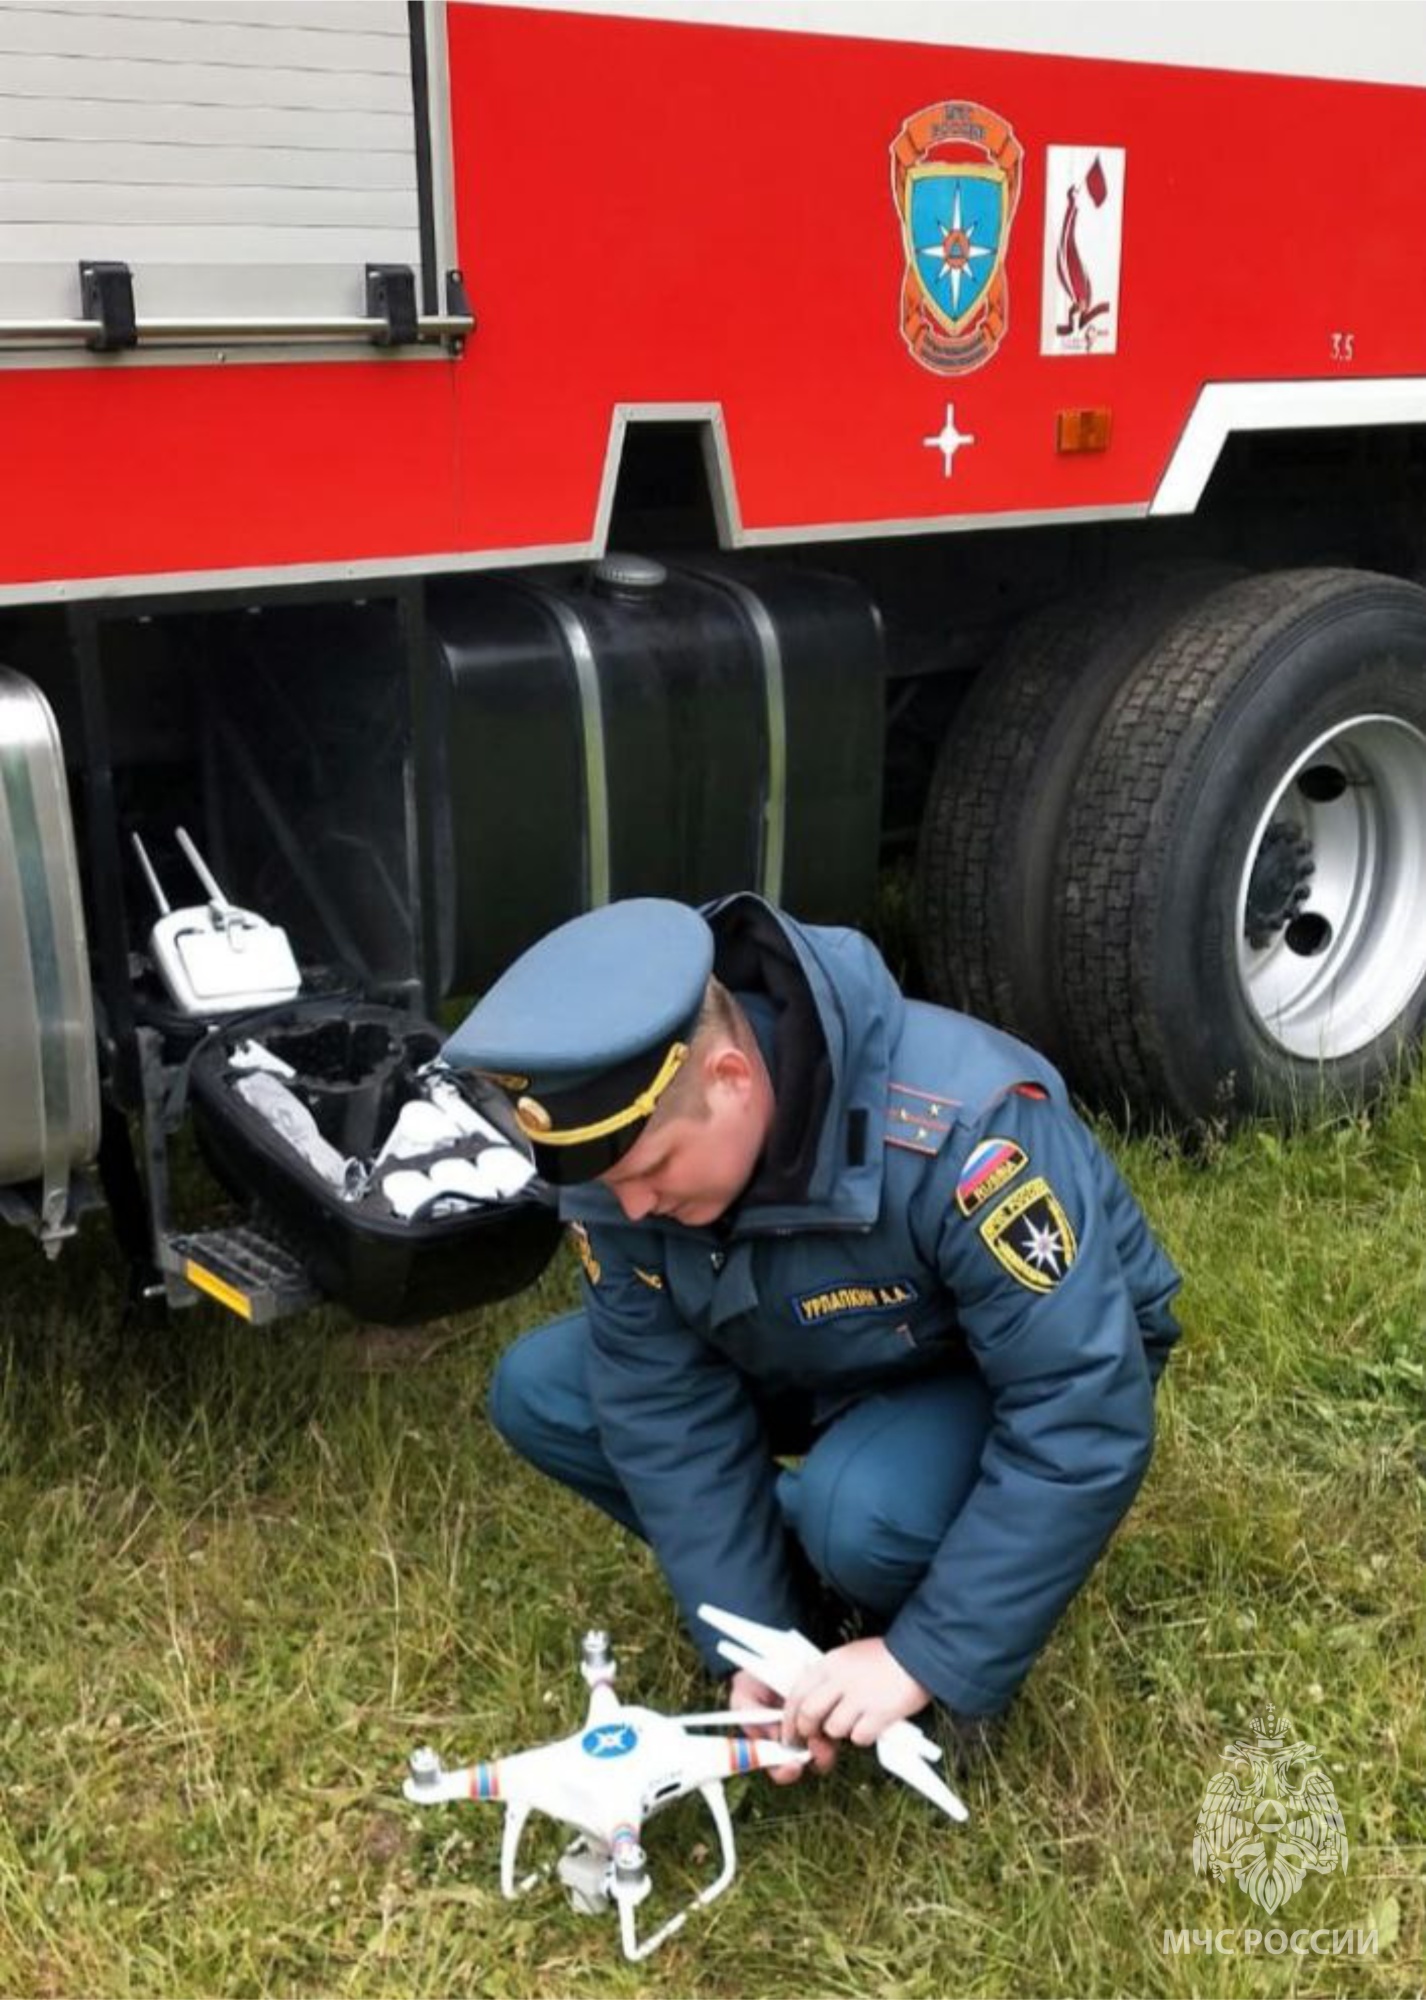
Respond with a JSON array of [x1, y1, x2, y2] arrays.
[[1056, 408, 1113, 453]]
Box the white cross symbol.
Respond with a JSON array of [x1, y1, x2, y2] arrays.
[[923, 404, 976, 478], [590, 1726, 633, 1754]]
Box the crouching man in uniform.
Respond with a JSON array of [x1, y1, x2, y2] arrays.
[[445, 894, 1181, 1772]]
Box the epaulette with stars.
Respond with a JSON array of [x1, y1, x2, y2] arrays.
[[884, 1081, 959, 1155]]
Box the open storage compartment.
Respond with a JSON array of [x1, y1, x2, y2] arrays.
[[6, 582, 564, 1324], [189, 1003, 561, 1325]]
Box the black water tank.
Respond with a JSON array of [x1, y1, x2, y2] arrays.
[[427, 557, 884, 993]]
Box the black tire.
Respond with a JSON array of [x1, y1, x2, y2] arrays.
[[916, 564, 1236, 1064], [1054, 568, 1426, 1123]]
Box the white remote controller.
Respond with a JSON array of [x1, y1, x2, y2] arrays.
[[132, 826, 302, 1016]]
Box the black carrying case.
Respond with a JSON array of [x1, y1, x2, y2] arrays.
[[189, 1004, 561, 1324]]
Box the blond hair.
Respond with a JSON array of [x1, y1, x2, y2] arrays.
[[652, 977, 754, 1124]]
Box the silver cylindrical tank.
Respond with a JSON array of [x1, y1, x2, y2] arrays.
[[0, 667, 100, 1235]]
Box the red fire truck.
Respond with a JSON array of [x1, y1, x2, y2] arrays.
[[4, 1, 1425, 1320]]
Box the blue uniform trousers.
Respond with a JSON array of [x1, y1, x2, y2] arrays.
[[488, 1311, 995, 1620]]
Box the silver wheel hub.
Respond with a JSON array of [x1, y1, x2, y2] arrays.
[[1236, 714, 1426, 1059]]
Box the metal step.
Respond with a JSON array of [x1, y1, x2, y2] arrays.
[[166, 1221, 320, 1325]]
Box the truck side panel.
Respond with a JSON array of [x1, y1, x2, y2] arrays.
[[0, 3, 1423, 594]]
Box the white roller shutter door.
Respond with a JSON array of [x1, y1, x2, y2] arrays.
[[0, 0, 430, 327]]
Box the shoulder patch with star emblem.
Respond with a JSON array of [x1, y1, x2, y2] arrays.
[[977, 1176, 1077, 1292]]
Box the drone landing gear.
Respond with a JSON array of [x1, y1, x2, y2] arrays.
[[499, 1803, 540, 1899], [613, 1782, 737, 1962], [537, 1785, 739, 1959]]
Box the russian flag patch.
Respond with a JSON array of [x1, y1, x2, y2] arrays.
[[955, 1136, 1029, 1217]]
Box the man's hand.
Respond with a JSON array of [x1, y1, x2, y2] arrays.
[[780, 1637, 930, 1748], [727, 1666, 837, 1784]]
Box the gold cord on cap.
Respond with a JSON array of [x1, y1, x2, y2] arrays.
[[517, 1041, 690, 1146]]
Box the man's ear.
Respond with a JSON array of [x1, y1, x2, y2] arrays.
[[705, 1042, 755, 1098]]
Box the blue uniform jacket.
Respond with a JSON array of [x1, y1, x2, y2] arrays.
[[560, 895, 1181, 1716]]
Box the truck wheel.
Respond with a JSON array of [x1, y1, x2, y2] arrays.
[[1054, 568, 1426, 1122], [916, 565, 1233, 1064]]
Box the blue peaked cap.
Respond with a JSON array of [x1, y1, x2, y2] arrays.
[[441, 898, 715, 1183]]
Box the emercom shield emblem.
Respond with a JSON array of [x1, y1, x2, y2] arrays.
[[906, 165, 1006, 335], [978, 1176, 1078, 1292], [891, 100, 1023, 375]]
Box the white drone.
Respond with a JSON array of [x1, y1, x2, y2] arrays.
[[403, 1604, 967, 1961]]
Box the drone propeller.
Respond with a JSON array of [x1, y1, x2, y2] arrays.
[[697, 1602, 970, 1824], [702, 1604, 823, 1675], [873, 1724, 972, 1822]]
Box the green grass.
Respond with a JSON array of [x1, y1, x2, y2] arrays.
[[1, 1084, 1423, 1998]]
